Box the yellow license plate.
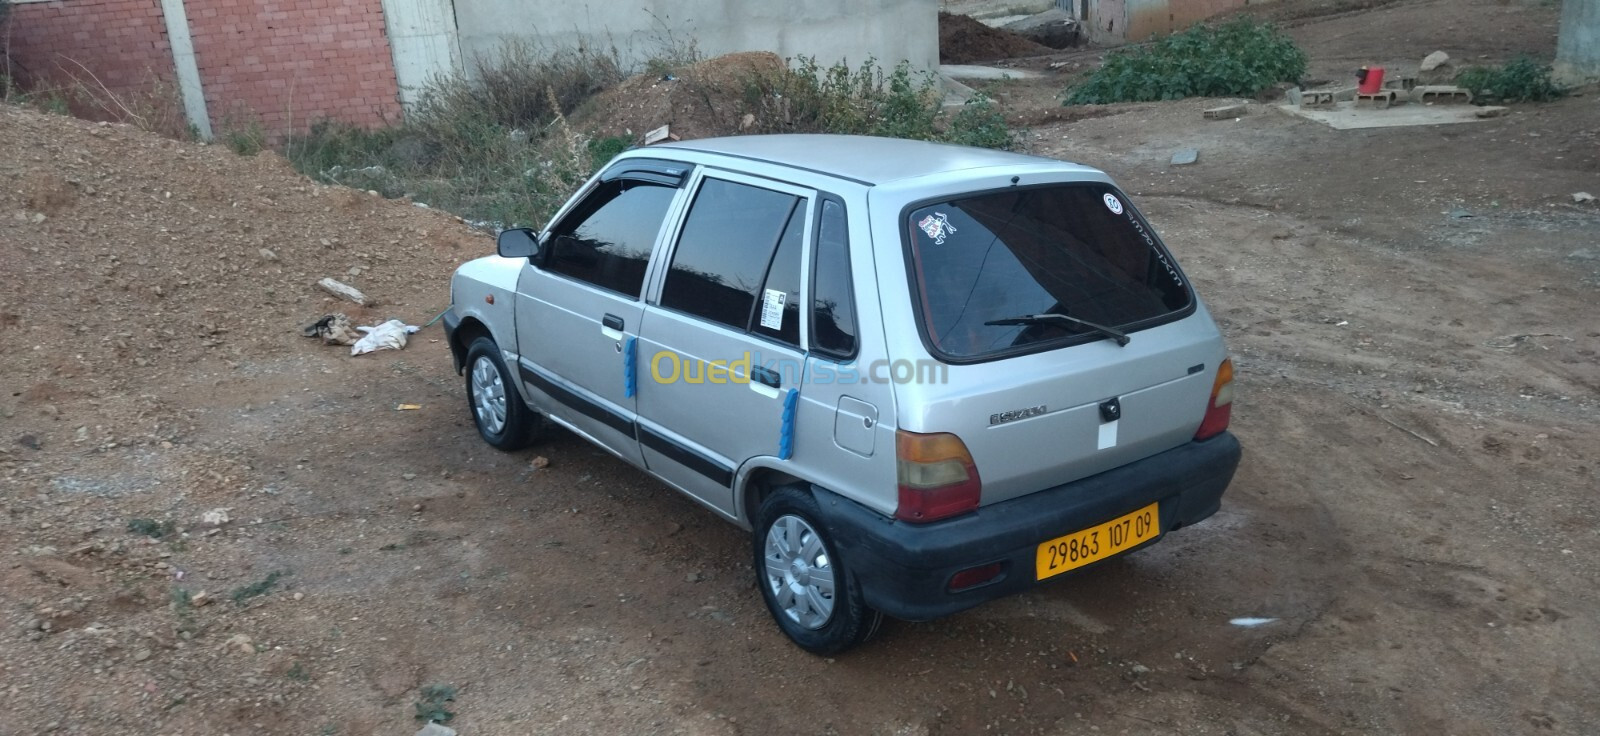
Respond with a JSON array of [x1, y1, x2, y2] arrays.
[[1036, 502, 1160, 580]]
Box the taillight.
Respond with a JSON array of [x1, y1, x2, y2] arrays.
[[948, 563, 1004, 592], [896, 430, 982, 522], [1195, 358, 1234, 440]]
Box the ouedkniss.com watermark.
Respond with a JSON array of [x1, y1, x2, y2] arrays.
[[649, 350, 947, 385]]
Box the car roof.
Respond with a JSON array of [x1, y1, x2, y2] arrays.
[[653, 134, 1096, 186]]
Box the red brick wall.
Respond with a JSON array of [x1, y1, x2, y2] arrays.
[[4, 0, 403, 137], [5, 0, 178, 104], [188, 0, 403, 136]]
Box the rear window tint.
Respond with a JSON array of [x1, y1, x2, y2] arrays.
[[906, 185, 1191, 359]]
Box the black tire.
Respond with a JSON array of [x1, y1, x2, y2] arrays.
[[753, 485, 883, 655], [464, 336, 539, 451]]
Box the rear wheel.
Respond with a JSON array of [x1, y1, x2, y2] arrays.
[[754, 485, 882, 654], [464, 336, 539, 451]]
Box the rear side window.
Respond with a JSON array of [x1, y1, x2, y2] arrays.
[[811, 199, 857, 358], [545, 179, 677, 297], [660, 178, 801, 333], [906, 185, 1192, 359]]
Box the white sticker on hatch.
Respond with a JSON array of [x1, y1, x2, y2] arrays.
[[1103, 193, 1124, 215], [917, 212, 957, 244], [1097, 419, 1119, 450], [759, 288, 787, 330]]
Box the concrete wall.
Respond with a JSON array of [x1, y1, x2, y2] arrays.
[[1081, 0, 1280, 43], [453, 0, 940, 76], [1555, 0, 1599, 84], [5, 0, 178, 111]]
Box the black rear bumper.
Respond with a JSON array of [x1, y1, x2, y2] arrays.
[[810, 433, 1242, 621]]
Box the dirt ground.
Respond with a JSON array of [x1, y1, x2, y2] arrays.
[[2, 0, 1597, 734]]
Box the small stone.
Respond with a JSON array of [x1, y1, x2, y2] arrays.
[[316, 277, 368, 306], [258, 248, 277, 261], [1203, 103, 1247, 120], [686, 572, 702, 583], [1420, 50, 1450, 71], [292, 592, 304, 601], [412, 503, 424, 512], [530, 456, 551, 469], [1170, 149, 1199, 166], [1130, 663, 1152, 675], [739, 113, 756, 130], [402, 472, 417, 481], [30, 212, 47, 224], [416, 723, 458, 736], [191, 591, 212, 607], [225, 633, 255, 654], [1573, 192, 1596, 204], [132, 649, 152, 662]]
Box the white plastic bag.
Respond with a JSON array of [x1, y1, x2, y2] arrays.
[[351, 319, 421, 355]]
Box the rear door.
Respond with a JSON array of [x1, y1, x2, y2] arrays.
[[890, 181, 1228, 504], [514, 161, 690, 466], [634, 171, 813, 516]]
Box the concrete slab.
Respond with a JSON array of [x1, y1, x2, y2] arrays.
[[939, 64, 1043, 80], [1276, 101, 1502, 130]]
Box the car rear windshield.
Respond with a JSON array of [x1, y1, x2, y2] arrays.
[[905, 184, 1192, 359]]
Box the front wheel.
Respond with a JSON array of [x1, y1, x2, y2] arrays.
[[464, 336, 539, 451], [754, 486, 882, 655]]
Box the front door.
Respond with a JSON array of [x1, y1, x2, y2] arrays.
[[635, 172, 813, 515], [515, 168, 688, 466]]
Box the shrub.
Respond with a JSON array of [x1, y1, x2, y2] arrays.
[[738, 57, 940, 139], [944, 93, 1014, 149], [1454, 57, 1565, 104], [734, 57, 1014, 148], [1065, 17, 1307, 104]]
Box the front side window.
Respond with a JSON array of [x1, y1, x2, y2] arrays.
[[544, 179, 676, 297], [906, 184, 1192, 359], [659, 178, 801, 333]]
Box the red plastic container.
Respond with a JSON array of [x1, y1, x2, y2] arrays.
[[1357, 66, 1386, 94]]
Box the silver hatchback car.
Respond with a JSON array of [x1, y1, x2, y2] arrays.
[[444, 135, 1241, 654]]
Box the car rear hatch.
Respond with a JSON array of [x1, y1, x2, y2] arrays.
[[886, 180, 1228, 506]]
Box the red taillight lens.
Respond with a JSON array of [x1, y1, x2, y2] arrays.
[[1195, 358, 1235, 441], [948, 563, 1003, 592], [895, 430, 981, 522]]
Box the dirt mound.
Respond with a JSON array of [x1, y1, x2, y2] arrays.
[[939, 12, 1056, 64], [576, 51, 784, 143], [0, 105, 485, 445]]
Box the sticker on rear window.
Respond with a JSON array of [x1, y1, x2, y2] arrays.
[[917, 212, 957, 244], [1103, 193, 1123, 215], [759, 288, 787, 330]]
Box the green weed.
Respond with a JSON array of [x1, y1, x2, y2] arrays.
[[127, 518, 176, 539], [414, 683, 458, 723], [229, 570, 286, 605], [1454, 56, 1566, 104], [1066, 17, 1307, 104]]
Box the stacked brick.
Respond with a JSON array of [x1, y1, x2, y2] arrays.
[[187, 0, 402, 135], [6, 0, 403, 137], [6, 0, 178, 103]]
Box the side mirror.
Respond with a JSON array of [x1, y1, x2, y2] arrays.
[[496, 228, 541, 260]]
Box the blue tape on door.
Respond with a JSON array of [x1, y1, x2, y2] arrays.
[[778, 388, 799, 460]]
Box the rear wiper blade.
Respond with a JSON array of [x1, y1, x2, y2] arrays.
[[984, 313, 1131, 347]]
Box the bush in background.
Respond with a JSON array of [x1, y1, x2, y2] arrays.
[[736, 57, 1014, 148], [1454, 57, 1566, 104], [285, 45, 1017, 228], [1065, 18, 1307, 104]]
